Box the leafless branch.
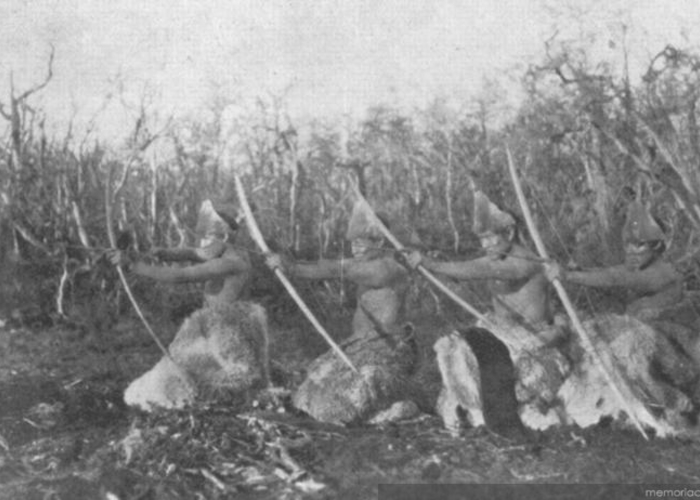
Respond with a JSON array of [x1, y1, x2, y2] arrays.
[[17, 45, 55, 101]]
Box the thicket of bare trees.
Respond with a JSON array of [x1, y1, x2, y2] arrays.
[[2, 34, 700, 331]]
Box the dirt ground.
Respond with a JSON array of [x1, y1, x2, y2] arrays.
[[2, 312, 700, 500]]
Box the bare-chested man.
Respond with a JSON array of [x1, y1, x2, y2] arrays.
[[547, 200, 700, 409], [405, 191, 571, 431], [111, 200, 252, 306], [547, 200, 683, 321], [109, 199, 270, 410], [406, 191, 564, 343], [266, 202, 420, 425]]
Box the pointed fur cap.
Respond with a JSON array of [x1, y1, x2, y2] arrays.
[[345, 201, 390, 240], [472, 191, 515, 235], [622, 200, 665, 244], [195, 199, 239, 237]]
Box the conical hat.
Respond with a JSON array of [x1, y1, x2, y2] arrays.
[[211, 200, 240, 230], [345, 202, 389, 240], [472, 191, 515, 235], [195, 199, 239, 237], [623, 201, 665, 243]]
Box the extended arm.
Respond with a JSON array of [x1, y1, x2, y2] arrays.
[[288, 259, 348, 280], [152, 247, 203, 262], [131, 253, 250, 284], [565, 263, 680, 293], [289, 257, 406, 288], [423, 254, 541, 282], [153, 241, 228, 263]]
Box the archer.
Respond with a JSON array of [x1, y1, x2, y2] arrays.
[[266, 202, 424, 425], [108, 199, 271, 410]]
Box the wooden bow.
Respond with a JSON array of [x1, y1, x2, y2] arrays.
[[233, 174, 359, 374], [505, 146, 658, 440], [105, 164, 191, 385]]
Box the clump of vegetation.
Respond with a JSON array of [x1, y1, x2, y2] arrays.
[[0, 10, 698, 334]]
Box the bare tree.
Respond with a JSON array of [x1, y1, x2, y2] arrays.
[[0, 45, 55, 171]]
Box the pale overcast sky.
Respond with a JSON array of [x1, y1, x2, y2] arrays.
[[2, 0, 700, 140]]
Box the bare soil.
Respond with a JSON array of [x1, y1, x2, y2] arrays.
[[1, 314, 700, 500]]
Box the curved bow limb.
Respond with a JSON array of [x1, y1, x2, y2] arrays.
[[233, 174, 359, 374], [505, 146, 662, 440], [105, 163, 193, 386], [348, 180, 496, 330]]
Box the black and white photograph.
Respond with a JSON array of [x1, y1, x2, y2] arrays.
[[1, 1, 700, 499]]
